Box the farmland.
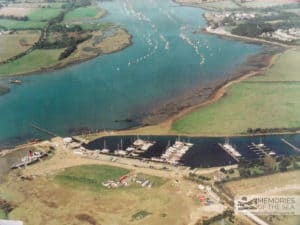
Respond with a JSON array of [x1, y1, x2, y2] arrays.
[[0, 30, 40, 62], [0, 1, 131, 76], [0, 19, 46, 30], [27, 8, 63, 21], [0, 49, 64, 75], [173, 49, 300, 135], [64, 6, 103, 21]]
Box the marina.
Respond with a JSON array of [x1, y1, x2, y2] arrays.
[[84, 134, 300, 168]]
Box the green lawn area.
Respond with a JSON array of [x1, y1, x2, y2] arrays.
[[55, 165, 130, 191], [0, 19, 46, 30], [64, 7, 99, 21], [173, 49, 300, 135], [27, 8, 62, 21], [249, 49, 300, 82], [0, 49, 64, 76], [0, 209, 7, 219], [136, 173, 167, 188]]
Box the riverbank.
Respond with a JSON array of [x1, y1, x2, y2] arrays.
[[173, 47, 300, 135], [0, 2, 132, 79], [79, 45, 291, 141], [0, 28, 132, 78]]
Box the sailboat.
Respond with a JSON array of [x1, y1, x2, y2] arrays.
[[101, 140, 110, 154]]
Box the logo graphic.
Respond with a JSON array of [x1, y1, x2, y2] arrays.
[[235, 195, 300, 215]]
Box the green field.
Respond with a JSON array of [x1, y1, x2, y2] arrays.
[[79, 22, 113, 31], [0, 209, 7, 219], [27, 8, 62, 21], [0, 49, 64, 76], [173, 49, 300, 135], [0, 19, 46, 30], [64, 7, 99, 21], [55, 165, 130, 191], [0, 30, 40, 62]]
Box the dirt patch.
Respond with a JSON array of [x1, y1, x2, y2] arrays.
[[75, 213, 98, 225], [0, 7, 35, 17], [41, 200, 58, 209]]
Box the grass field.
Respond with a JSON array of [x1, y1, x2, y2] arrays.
[[79, 22, 113, 31], [27, 8, 62, 21], [173, 49, 300, 135], [0, 19, 46, 30], [0, 209, 7, 219], [221, 169, 300, 196], [0, 158, 196, 225], [0, 30, 40, 62], [55, 165, 130, 191], [0, 49, 64, 76], [64, 7, 100, 21]]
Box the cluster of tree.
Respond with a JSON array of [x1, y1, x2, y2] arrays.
[[58, 34, 91, 60], [238, 156, 300, 178], [37, 33, 91, 49], [220, 167, 234, 174], [199, 210, 234, 225], [0, 15, 28, 21], [189, 172, 211, 181], [58, 44, 77, 60], [232, 22, 275, 37], [62, 0, 91, 9], [247, 127, 300, 134], [277, 155, 299, 172], [49, 24, 82, 32]]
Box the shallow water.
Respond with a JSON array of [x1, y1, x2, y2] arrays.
[[0, 0, 262, 147]]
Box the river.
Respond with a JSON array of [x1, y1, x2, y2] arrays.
[[0, 0, 262, 147]]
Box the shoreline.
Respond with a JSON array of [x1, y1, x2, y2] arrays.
[[139, 44, 286, 126], [0, 28, 133, 79], [78, 45, 292, 141], [0, 1, 298, 148]]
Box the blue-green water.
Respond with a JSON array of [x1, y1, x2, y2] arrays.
[[0, 0, 262, 147]]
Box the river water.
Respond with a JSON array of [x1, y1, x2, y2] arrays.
[[0, 0, 262, 147]]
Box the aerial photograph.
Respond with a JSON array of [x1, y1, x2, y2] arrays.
[[0, 0, 300, 224]]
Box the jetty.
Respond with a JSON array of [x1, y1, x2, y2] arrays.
[[218, 138, 241, 162], [281, 138, 300, 152], [30, 123, 58, 137], [161, 140, 193, 165], [249, 141, 276, 157]]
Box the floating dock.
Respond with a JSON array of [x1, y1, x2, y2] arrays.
[[249, 142, 276, 157], [281, 138, 300, 152], [161, 141, 193, 165], [218, 143, 241, 162]]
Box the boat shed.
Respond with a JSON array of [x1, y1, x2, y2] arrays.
[[0, 220, 23, 225]]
